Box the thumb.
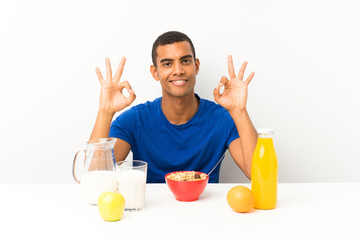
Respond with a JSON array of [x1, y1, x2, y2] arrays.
[[213, 84, 221, 103], [125, 89, 136, 106]]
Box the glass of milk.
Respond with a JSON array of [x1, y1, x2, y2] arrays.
[[116, 160, 147, 211]]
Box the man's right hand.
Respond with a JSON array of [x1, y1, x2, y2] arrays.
[[95, 57, 136, 115]]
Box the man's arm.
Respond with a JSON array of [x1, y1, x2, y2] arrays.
[[228, 109, 257, 179], [90, 57, 136, 162], [213, 55, 257, 179]]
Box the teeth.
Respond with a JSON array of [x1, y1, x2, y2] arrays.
[[170, 80, 187, 86]]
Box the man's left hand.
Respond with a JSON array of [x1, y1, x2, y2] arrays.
[[213, 55, 255, 113]]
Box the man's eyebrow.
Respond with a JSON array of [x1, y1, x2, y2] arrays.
[[180, 55, 193, 60], [159, 55, 194, 63], [159, 58, 174, 63]]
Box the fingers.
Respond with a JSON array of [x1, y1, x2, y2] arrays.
[[126, 89, 136, 105], [118, 81, 134, 99], [219, 75, 229, 86], [119, 81, 136, 105], [213, 76, 229, 102], [114, 57, 126, 82], [228, 56, 252, 83], [213, 84, 220, 102], [245, 72, 255, 85], [105, 58, 112, 81], [227, 55, 236, 79], [118, 80, 132, 91], [95, 67, 105, 85], [237, 61, 248, 81]]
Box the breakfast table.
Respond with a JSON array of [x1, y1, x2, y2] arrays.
[[1, 183, 359, 240]]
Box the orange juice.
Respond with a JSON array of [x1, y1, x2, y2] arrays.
[[251, 128, 278, 209]]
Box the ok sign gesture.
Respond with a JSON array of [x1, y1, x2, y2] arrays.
[[213, 55, 255, 113], [95, 57, 136, 114]]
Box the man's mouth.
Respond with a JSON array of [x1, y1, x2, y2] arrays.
[[169, 79, 187, 86]]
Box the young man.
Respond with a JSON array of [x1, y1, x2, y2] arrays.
[[90, 31, 258, 183]]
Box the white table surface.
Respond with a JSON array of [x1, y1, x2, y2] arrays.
[[1, 183, 359, 240]]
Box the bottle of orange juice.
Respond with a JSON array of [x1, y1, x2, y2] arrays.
[[251, 128, 278, 209]]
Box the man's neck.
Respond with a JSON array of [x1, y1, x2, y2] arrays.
[[161, 93, 199, 125]]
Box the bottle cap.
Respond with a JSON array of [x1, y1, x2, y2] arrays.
[[257, 128, 274, 137]]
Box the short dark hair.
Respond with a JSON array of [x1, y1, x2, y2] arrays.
[[151, 31, 196, 67]]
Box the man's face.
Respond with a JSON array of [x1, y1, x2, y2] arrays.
[[151, 41, 200, 99]]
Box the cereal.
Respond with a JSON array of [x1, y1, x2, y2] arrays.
[[167, 171, 207, 181]]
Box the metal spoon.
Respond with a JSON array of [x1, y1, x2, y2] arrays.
[[207, 153, 226, 176]]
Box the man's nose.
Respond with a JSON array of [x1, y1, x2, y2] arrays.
[[172, 62, 185, 75]]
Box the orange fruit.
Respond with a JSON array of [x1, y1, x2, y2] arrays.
[[227, 185, 254, 213]]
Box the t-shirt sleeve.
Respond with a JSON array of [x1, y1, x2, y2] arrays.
[[109, 109, 136, 146], [227, 124, 239, 147], [225, 111, 239, 147]]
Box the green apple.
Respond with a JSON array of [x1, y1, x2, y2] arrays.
[[98, 192, 125, 221]]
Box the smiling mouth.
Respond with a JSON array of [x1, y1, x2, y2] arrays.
[[169, 79, 188, 86]]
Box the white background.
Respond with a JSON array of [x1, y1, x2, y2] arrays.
[[0, 0, 359, 183]]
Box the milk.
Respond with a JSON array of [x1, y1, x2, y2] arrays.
[[116, 170, 146, 211], [80, 170, 118, 205]]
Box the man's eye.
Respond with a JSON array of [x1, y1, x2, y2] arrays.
[[182, 59, 191, 64], [163, 62, 171, 67]]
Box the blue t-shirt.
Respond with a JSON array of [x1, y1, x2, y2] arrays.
[[109, 94, 239, 183]]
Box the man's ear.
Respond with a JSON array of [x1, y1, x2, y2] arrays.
[[195, 58, 200, 75], [150, 65, 160, 81]]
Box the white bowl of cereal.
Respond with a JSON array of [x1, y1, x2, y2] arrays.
[[165, 171, 209, 201]]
